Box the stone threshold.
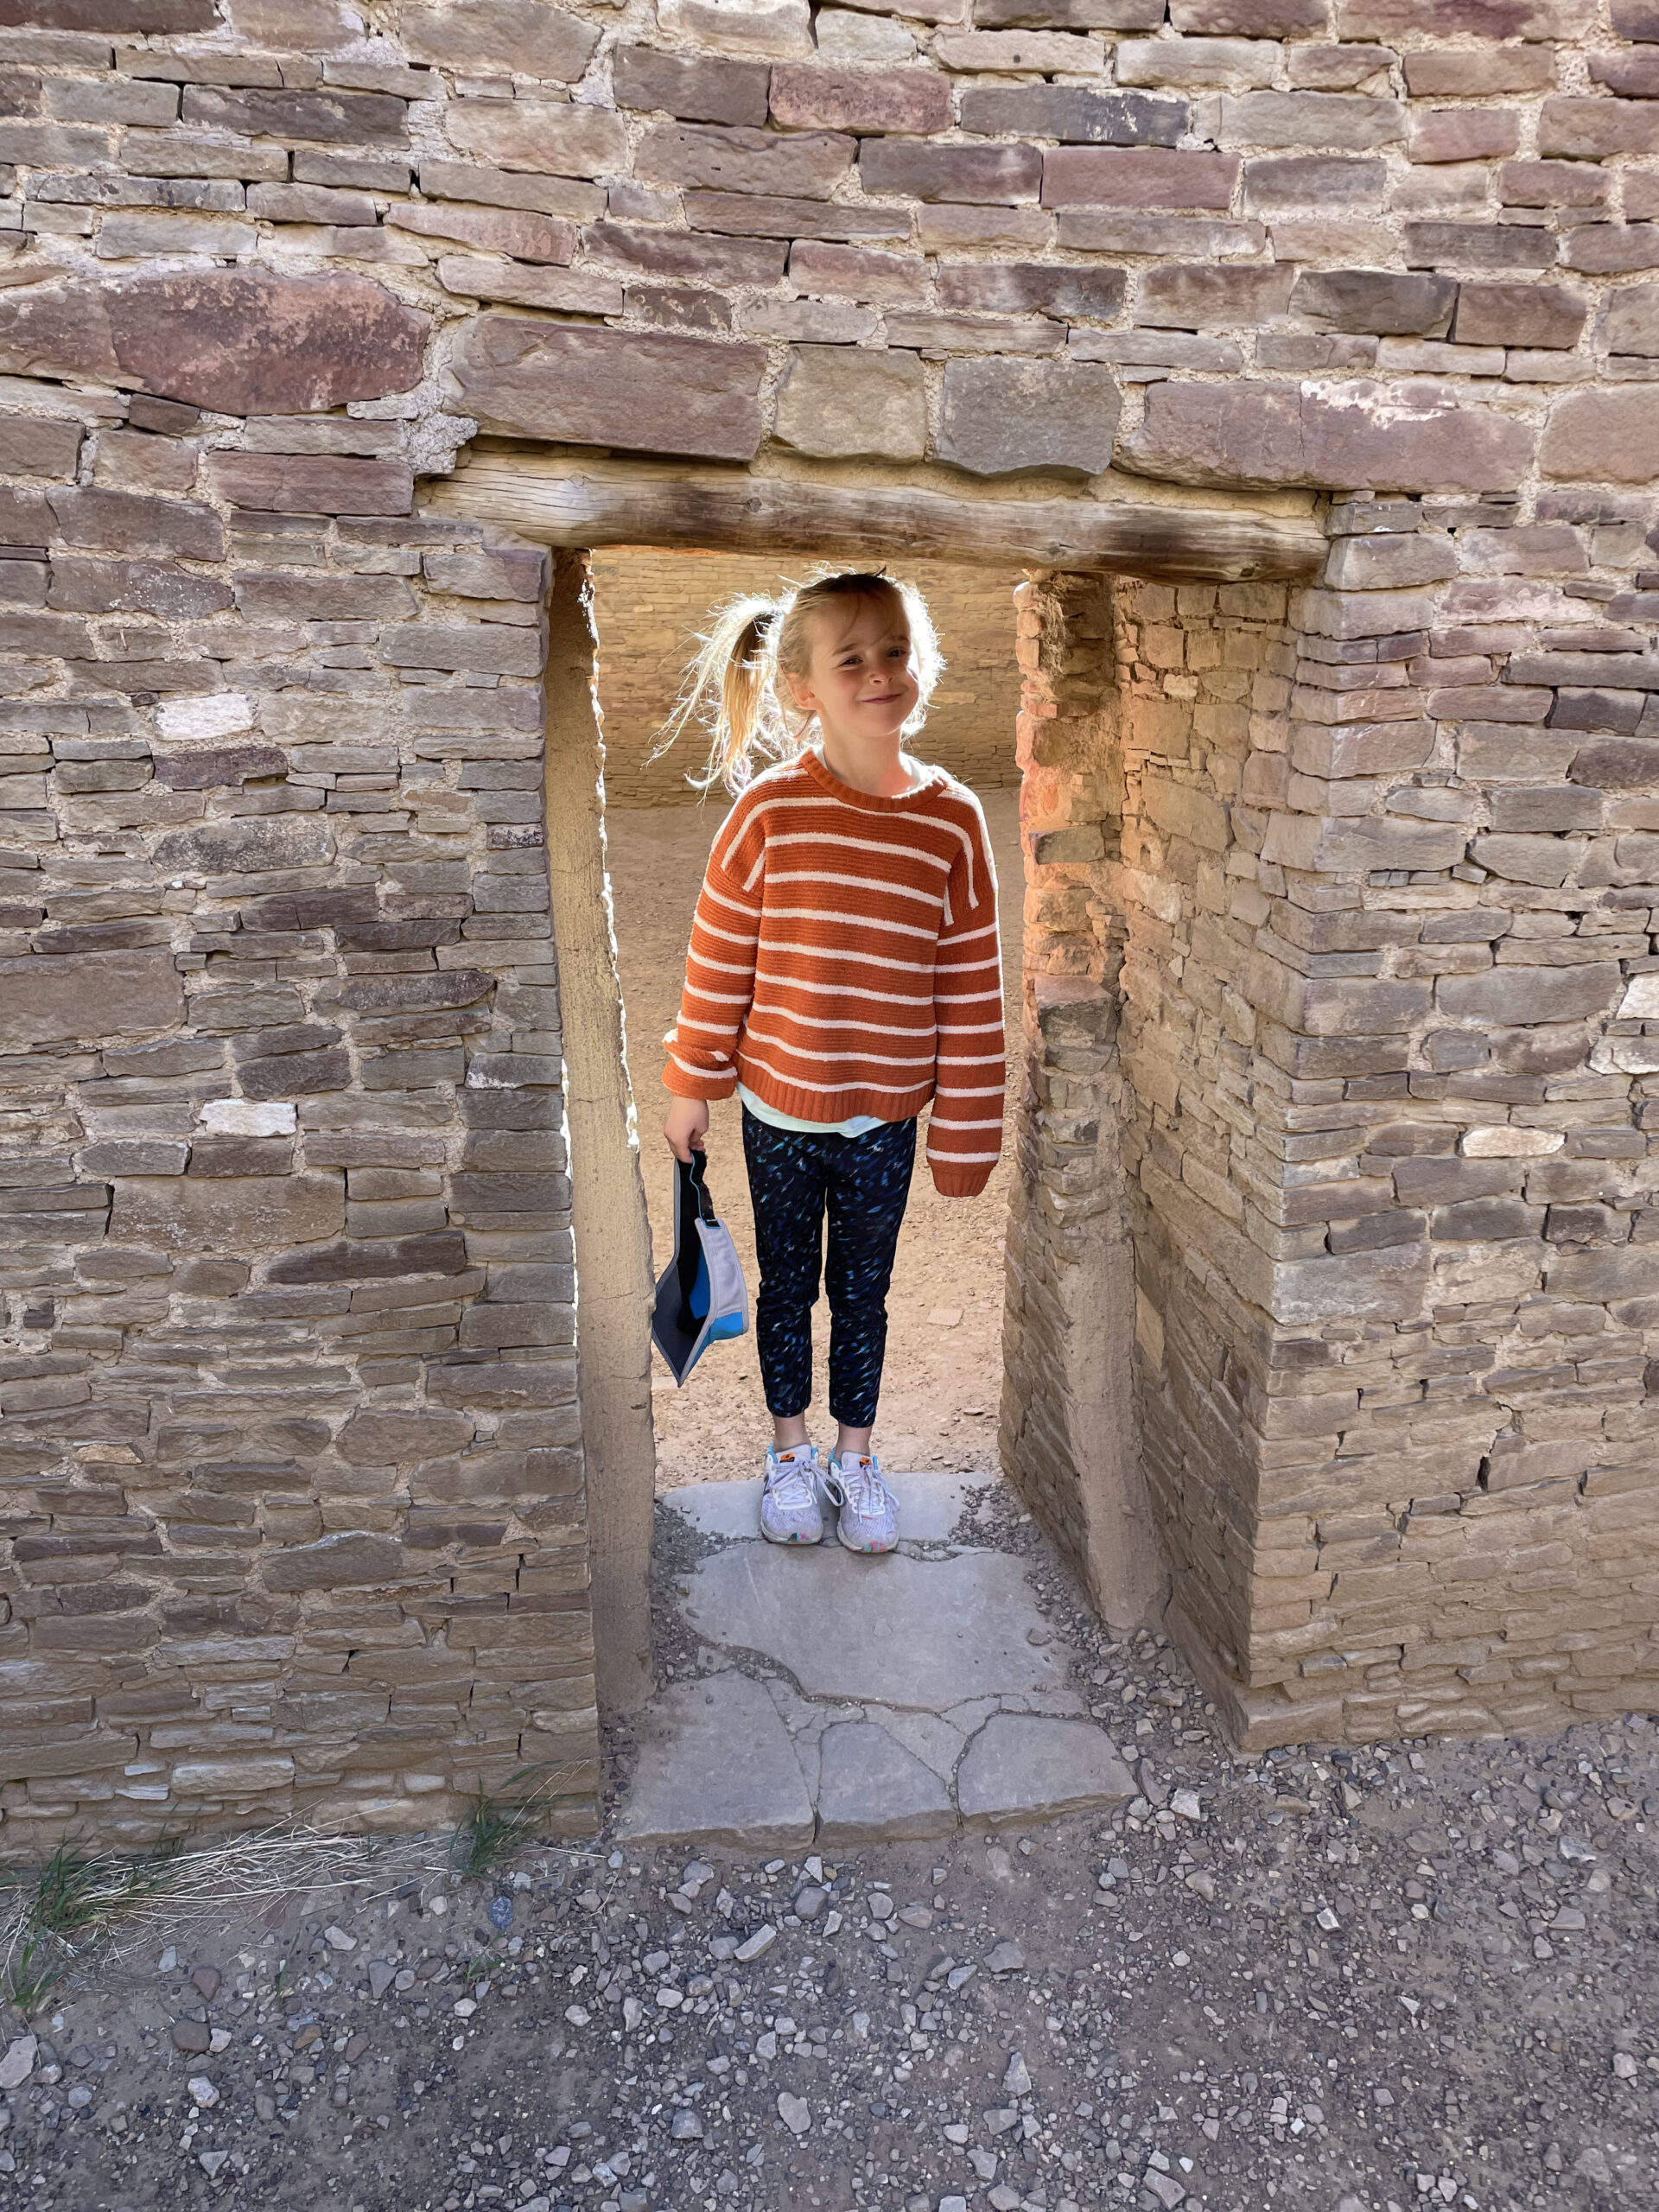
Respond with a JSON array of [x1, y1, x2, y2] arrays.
[[616, 1472, 1134, 1850]]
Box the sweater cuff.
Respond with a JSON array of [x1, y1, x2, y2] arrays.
[[664, 1064, 737, 1103], [929, 1159, 995, 1198]]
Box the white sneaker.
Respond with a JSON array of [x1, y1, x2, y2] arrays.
[[823, 1452, 899, 1554], [760, 1444, 823, 1546]]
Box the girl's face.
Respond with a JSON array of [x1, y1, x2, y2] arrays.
[[784, 590, 920, 747]]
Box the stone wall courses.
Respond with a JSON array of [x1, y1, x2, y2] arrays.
[[1, 0, 1657, 1834]]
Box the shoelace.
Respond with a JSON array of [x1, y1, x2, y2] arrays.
[[766, 1453, 817, 1513], [834, 1456, 888, 1517]]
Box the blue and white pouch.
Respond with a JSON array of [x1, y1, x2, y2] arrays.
[[651, 1150, 749, 1385]]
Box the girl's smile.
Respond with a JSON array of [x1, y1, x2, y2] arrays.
[[784, 594, 922, 747]]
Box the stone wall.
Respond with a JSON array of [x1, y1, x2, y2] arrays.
[[589, 549, 1023, 805], [0, 0, 1657, 1839], [1002, 555, 1659, 1751]]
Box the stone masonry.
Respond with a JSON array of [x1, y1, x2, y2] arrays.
[[0, 0, 1658, 1843], [588, 548, 1024, 805]]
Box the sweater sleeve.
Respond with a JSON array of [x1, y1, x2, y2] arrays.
[[927, 798, 1006, 1198], [662, 798, 763, 1103]]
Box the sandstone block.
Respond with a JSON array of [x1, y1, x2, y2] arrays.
[[789, 240, 926, 302], [1402, 49, 1555, 97], [1120, 379, 1533, 493], [0, 415, 79, 480], [418, 159, 601, 219], [769, 63, 950, 134], [657, 0, 813, 59], [1600, 284, 1659, 357], [935, 355, 1119, 478], [1560, 226, 1659, 276], [1408, 109, 1520, 163], [1338, 0, 1592, 32], [1172, 0, 1325, 23], [1404, 221, 1558, 272], [111, 1171, 344, 1252], [583, 222, 786, 285], [1591, 50, 1659, 98], [53, 555, 233, 618], [47, 485, 224, 561], [684, 188, 908, 238], [1292, 270, 1459, 334], [264, 1530, 408, 1592], [380, 622, 543, 677], [861, 139, 1041, 203], [154, 816, 334, 873], [975, 0, 1162, 20], [182, 85, 407, 143], [0, 270, 425, 416], [816, 8, 917, 60], [1436, 963, 1621, 1026], [337, 1408, 474, 1465], [1218, 92, 1404, 149], [638, 121, 854, 198], [451, 316, 767, 461], [957, 85, 1185, 146], [1452, 282, 1585, 351], [98, 213, 259, 261], [173, 1757, 296, 1795], [774, 345, 925, 461], [1540, 391, 1659, 486], [204, 454, 413, 517], [933, 29, 1108, 70], [1136, 262, 1294, 327], [436, 259, 625, 316], [387, 202, 575, 264], [1323, 533, 1457, 588], [1540, 98, 1659, 162], [398, 0, 601, 79], [1243, 155, 1385, 213], [233, 571, 414, 620], [936, 260, 1126, 318], [1117, 35, 1278, 87], [444, 101, 629, 179], [613, 44, 771, 126], [0, 948, 181, 1051], [1041, 148, 1237, 209]]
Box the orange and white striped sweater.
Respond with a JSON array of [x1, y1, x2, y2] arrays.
[[663, 748, 1006, 1198]]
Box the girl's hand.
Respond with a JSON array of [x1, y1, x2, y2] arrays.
[[664, 1096, 709, 1162]]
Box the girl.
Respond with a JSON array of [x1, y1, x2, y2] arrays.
[[659, 569, 1006, 1553]]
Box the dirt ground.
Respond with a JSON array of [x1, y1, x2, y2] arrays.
[[604, 781, 1026, 1491], [6, 1486, 1655, 2212]]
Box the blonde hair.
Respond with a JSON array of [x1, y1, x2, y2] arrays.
[[657, 568, 944, 796]]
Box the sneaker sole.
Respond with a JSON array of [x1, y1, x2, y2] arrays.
[[834, 1524, 895, 1554], [761, 1522, 823, 1546]]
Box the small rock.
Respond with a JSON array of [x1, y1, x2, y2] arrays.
[[1170, 1789, 1202, 1821], [897, 1904, 933, 1929], [926, 1306, 963, 1326], [191, 1966, 220, 2000], [734, 1924, 777, 1961], [794, 1886, 827, 1920], [367, 1960, 397, 2000], [170, 2020, 212, 2056], [322, 1925, 356, 1952], [255, 2093, 276, 2122], [988, 2187, 1022, 2212], [0, 2043, 34, 2094], [1143, 2168, 1186, 2209], [984, 2106, 1020, 2136], [157, 1948, 179, 1974], [969, 2145, 998, 2180], [1027, 1628, 1050, 1647], [986, 1942, 1025, 1975], [777, 2090, 810, 2136], [488, 1895, 514, 1932], [187, 2075, 219, 2108], [564, 2005, 591, 2027], [198, 2150, 229, 2178], [670, 2107, 703, 2139], [622, 1996, 644, 2031], [1003, 2050, 1032, 2095], [1613, 2051, 1638, 2079], [940, 2199, 969, 2212]]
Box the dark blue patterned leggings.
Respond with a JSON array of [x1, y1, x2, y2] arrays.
[[741, 1106, 918, 1429]]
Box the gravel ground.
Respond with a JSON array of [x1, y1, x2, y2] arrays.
[[4, 1495, 1656, 2212]]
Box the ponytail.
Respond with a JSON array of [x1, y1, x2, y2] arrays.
[[653, 568, 944, 797]]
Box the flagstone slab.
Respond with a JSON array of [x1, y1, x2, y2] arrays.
[[956, 1713, 1136, 1828], [816, 1719, 956, 1844], [617, 1669, 814, 1850]]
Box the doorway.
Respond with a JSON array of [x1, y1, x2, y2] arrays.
[[593, 548, 1028, 1502]]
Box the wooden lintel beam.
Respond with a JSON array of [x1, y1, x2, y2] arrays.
[[428, 454, 1325, 585]]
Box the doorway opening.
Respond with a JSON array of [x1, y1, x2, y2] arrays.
[[594, 547, 1027, 1505]]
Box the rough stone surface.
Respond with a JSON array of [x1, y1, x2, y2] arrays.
[[618, 1671, 815, 1849], [934, 357, 1120, 478], [815, 1719, 957, 1842], [772, 344, 925, 461], [956, 1714, 1135, 1827], [451, 316, 766, 459], [1121, 378, 1535, 489], [0, 271, 428, 413]]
